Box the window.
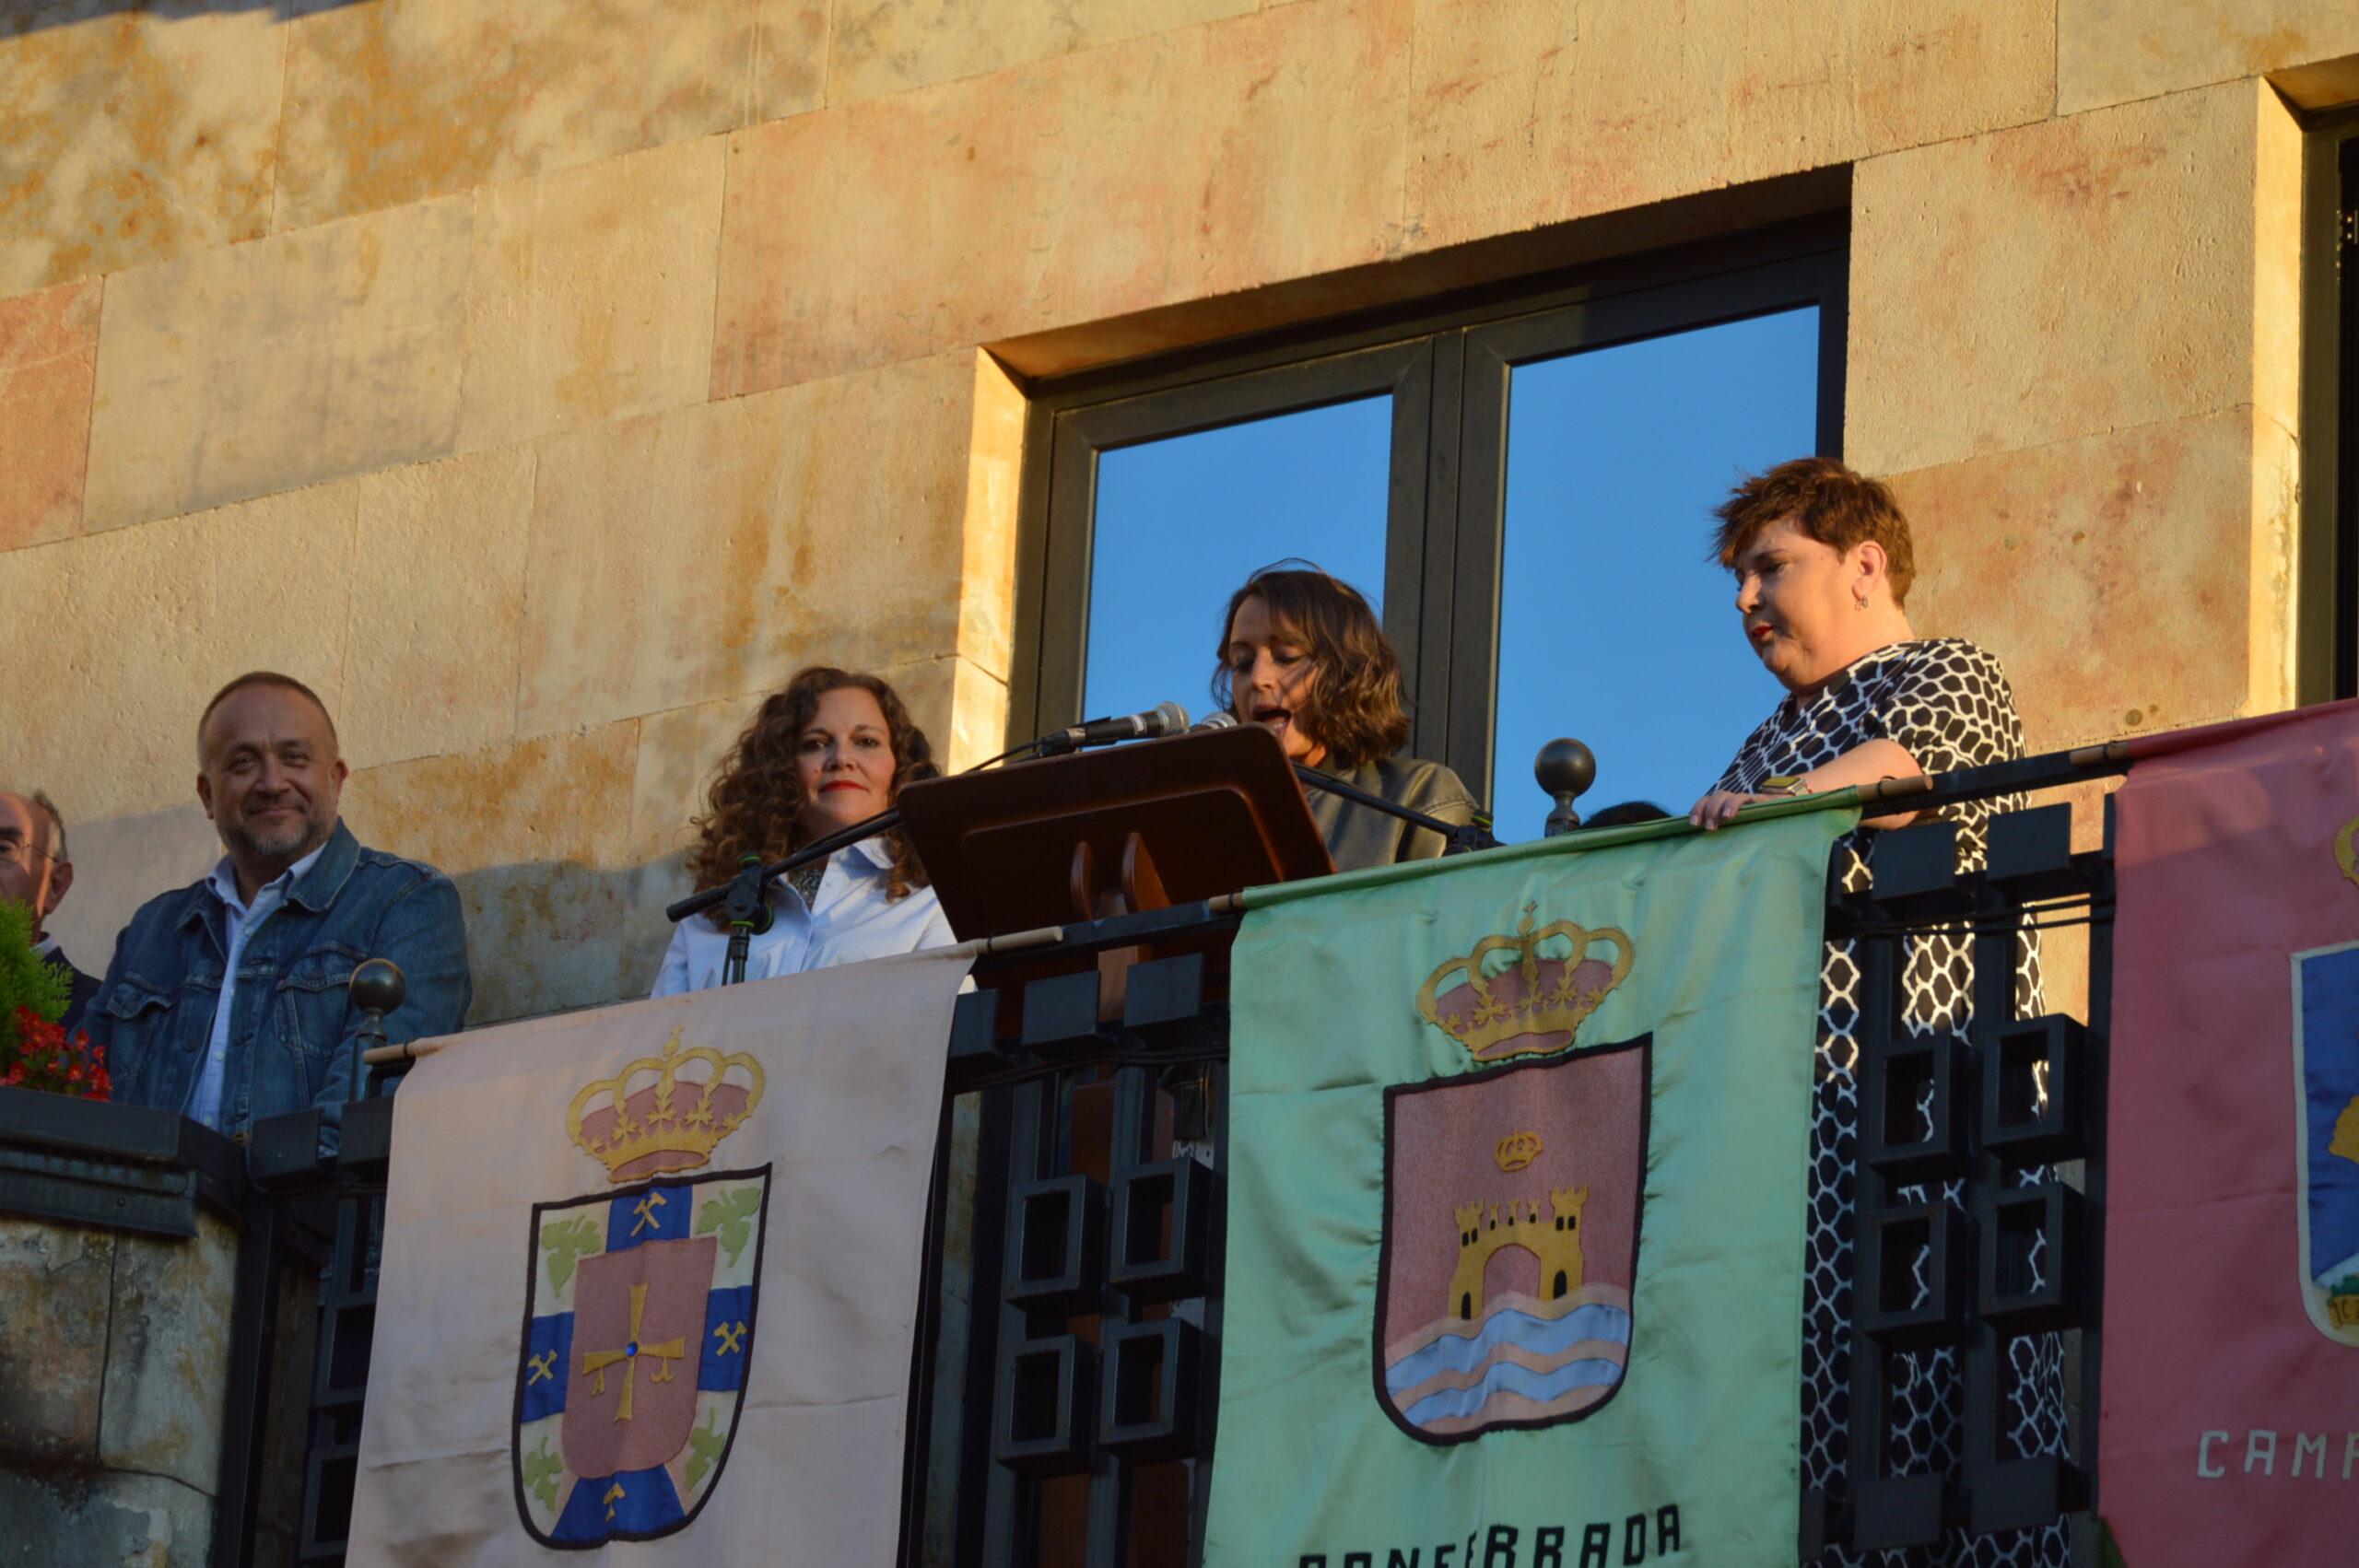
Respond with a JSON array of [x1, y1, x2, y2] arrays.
[[1012, 216, 1847, 829], [2300, 111, 2359, 702], [1085, 397, 1392, 720], [1487, 309, 1817, 837]]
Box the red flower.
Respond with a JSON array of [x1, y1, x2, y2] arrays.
[[5, 1006, 110, 1102]]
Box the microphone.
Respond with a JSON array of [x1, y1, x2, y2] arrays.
[[1037, 700, 1191, 754], [1190, 711, 1238, 732]]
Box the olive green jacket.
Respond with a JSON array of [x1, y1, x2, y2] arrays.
[[1304, 755, 1478, 872]]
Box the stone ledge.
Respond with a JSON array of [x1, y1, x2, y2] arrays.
[[0, 1088, 245, 1239]]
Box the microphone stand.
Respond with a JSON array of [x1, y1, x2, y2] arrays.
[[1292, 764, 1500, 855], [666, 810, 908, 985], [662, 710, 1191, 983], [718, 853, 774, 987]]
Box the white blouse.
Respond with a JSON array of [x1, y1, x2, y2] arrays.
[[649, 836, 958, 997]]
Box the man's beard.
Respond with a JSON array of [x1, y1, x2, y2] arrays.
[[225, 800, 333, 868]]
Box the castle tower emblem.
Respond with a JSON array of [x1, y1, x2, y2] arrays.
[[1378, 1033, 1651, 1444]]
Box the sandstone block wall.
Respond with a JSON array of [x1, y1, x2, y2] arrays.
[[0, 1199, 315, 1567], [0, 1211, 237, 1565], [2, 0, 2353, 1024]]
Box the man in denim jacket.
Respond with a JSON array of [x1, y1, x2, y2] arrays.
[[88, 672, 472, 1138]]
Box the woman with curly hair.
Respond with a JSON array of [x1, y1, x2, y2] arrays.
[[1216, 563, 1475, 871], [650, 667, 954, 996]]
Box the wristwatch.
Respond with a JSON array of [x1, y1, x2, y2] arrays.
[[1760, 776, 1812, 798]]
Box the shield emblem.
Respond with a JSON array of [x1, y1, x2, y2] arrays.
[[512, 1164, 774, 1543], [2292, 944, 2359, 1347], [1375, 1037, 1649, 1443]]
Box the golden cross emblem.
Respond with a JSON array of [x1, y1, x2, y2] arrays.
[[629, 1192, 667, 1236], [526, 1350, 558, 1385], [712, 1320, 746, 1356], [578, 1282, 687, 1422]]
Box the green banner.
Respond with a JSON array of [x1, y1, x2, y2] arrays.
[[1207, 807, 1849, 1568]]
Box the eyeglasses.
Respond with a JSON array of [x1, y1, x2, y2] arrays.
[[0, 839, 53, 870]]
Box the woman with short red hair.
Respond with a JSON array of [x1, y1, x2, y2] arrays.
[[1694, 457, 2065, 1568]]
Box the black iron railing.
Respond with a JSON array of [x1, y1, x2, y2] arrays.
[[240, 1090, 400, 1565], [903, 762, 2121, 1568], [31, 752, 2122, 1566], [1813, 799, 2114, 1559], [907, 925, 1240, 1568]]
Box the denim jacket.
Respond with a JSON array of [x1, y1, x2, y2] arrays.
[[88, 822, 473, 1138]]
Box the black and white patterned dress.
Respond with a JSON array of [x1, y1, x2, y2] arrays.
[[1712, 638, 2069, 1568]]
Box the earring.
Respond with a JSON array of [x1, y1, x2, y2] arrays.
[[1853, 594, 1868, 612]]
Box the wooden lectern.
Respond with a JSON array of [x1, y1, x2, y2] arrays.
[[900, 726, 1332, 1555], [897, 722, 1333, 940]]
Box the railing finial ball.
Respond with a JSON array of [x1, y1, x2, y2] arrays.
[[350, 958, 407, 1019], [1535, 739, 1596, 837]]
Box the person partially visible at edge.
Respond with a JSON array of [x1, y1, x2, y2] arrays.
[[1582, 801, 1671, 829], [1687, 458, 2069, 1568], [1215, 563, 1476, 872], [88, 673, 473, 1140], [651, 667, 956, 997], [0, 789, 97, 1031]]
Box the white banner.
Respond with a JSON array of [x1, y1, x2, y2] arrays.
[[347, 948, 971, 1566]]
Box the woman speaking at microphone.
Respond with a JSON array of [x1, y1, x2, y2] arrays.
[[650, 667, 954, 996], [1215, 563, 1476, 872]]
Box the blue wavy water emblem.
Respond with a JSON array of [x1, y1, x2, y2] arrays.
[[1384, 1304, 1632, 1427]]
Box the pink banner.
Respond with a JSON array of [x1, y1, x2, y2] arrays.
[[2107, 701, 2359, 1561]]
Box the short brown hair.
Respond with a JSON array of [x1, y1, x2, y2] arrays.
[[686, 667, 937, 915], [199, 671, 340, 751], [1711, 456, 1917, 608], [1212, 564, 1411, 770]]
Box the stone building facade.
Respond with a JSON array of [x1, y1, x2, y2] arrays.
[[2, 0, 2353, 1028]]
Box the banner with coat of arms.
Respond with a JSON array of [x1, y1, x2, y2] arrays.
[[2105, 703, 2359, 1565], [346, 948, 972, 1566], [1205, 805, 1848, 1566]]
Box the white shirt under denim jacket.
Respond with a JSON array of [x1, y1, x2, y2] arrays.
[[649, 835, 957, 997], [190, 843, 328, 1128]]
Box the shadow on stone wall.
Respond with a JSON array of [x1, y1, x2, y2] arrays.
[[46, 807, 679, 1034], [445, 855, 682, 1029]]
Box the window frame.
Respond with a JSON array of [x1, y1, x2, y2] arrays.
[[1007, 213, 1849, 808], [2298, 109, 2359, 703]]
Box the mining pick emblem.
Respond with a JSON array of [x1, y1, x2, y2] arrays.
[[511, 1028, 774, 1544]]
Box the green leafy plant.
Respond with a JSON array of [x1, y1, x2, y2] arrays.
[[0, 901, 105, 1099], [0, 900, 67, 1035]]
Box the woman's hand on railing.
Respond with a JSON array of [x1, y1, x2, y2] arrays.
[[1687, 790, 1777, 831], [1689, 741, 1930, 834]]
